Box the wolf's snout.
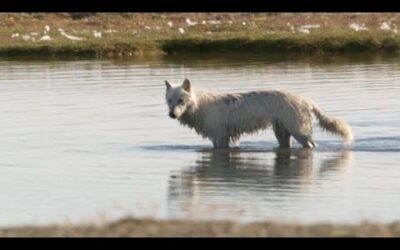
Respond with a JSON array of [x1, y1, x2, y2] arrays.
[[169, 112, 177, 119]]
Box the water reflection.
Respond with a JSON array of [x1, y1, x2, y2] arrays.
[[168, 149, 353, 220]]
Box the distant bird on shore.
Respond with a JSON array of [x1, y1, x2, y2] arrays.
[[208, 20, 222, 25], [22, 34, 31, 41], [39, 35, 52, 41], [44, 25, 50, 34], [380, 22, 391, 31], [93, 30, 102, 38], [300, 24, 320, 29], [287, 22, 295, 32], [297, 28, 310, 34], [58, 28, 84, 41], [185, 18, 198, 26], [349, 23, 368, 32]]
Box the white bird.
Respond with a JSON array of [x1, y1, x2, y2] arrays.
[[287, 22, 295, 32], [300, 24, 320, 29], [242, 22, 246, 26], [167, 21, 173, 27], [349, 23, 368, 32], [186, 18, 198, 26], [93, 30, 102, 38], [380, 22, 391, 31], [297, 28, 310, 34], [39, 35, 52, 41], [44, 25, 50, 34], [30, 32, 39, 36], [144, 26, 151, 30], [22, 34, 31, 41], [11, 33, 19, 38], [179, 27, 185, 34], [202, 20, 206, 25], [58, 28, 84, 41], [208, 20, 221, 25]]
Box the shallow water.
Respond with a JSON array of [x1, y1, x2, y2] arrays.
[[0, 53, 399, 226]]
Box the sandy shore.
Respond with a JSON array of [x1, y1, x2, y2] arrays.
[[1, 217, 400, 237]]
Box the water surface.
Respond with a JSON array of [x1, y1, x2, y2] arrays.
[[0, 53, 399, 226]]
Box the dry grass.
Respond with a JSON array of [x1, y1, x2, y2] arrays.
[[2, 13, 400, 57], [1, 217, 400, 237]]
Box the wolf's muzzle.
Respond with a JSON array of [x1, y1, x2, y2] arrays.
[[169, 112, 177, 119]]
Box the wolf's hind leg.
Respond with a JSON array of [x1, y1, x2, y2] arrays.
[[291, 133, 317, 148], [280, 114, 317, 149], [273, 121, 291, 148]]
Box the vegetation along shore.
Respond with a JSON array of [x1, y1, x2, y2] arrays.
[[2, 13, 400, 57], [1, 217, 400, 237]]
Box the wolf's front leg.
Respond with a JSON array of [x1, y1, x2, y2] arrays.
[[231, 138, 240, 148], [212, 137, 230, 149]]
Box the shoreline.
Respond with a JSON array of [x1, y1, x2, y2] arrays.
[[1, 217, 400, 237], [2, 13, 400, 57]]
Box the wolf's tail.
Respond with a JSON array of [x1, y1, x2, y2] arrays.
[[311, 104, 353, 145]]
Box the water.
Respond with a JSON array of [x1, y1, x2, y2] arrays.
[[0, 53, 399, 227]]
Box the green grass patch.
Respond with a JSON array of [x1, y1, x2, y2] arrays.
[[2, 13, 400, 57]]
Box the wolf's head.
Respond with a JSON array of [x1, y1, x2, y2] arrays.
[[165, 78, 193, 119]]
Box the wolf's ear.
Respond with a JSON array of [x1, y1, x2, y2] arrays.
[[182, 78, 191, 92], [165, 80, 172, 91]]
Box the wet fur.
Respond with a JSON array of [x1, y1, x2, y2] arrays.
[[165, 79, 353, 149]]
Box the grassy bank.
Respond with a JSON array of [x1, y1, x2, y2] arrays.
[[1, 217, 400, 237], [2, 13, 400, 57]]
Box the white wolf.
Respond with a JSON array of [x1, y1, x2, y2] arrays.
[[165, 78, 353, 149]]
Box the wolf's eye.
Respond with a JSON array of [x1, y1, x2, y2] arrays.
[[178, 98, 184, 104], [167, 99, 172, 104]]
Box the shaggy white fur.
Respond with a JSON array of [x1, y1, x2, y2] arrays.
[[165, 79, 353, 149]]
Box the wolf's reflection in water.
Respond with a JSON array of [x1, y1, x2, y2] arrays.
[[167, 148, 353, 220]]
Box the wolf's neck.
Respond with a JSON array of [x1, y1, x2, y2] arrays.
[[178, 88, 216, 128], [193, 88, 218, 106]]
